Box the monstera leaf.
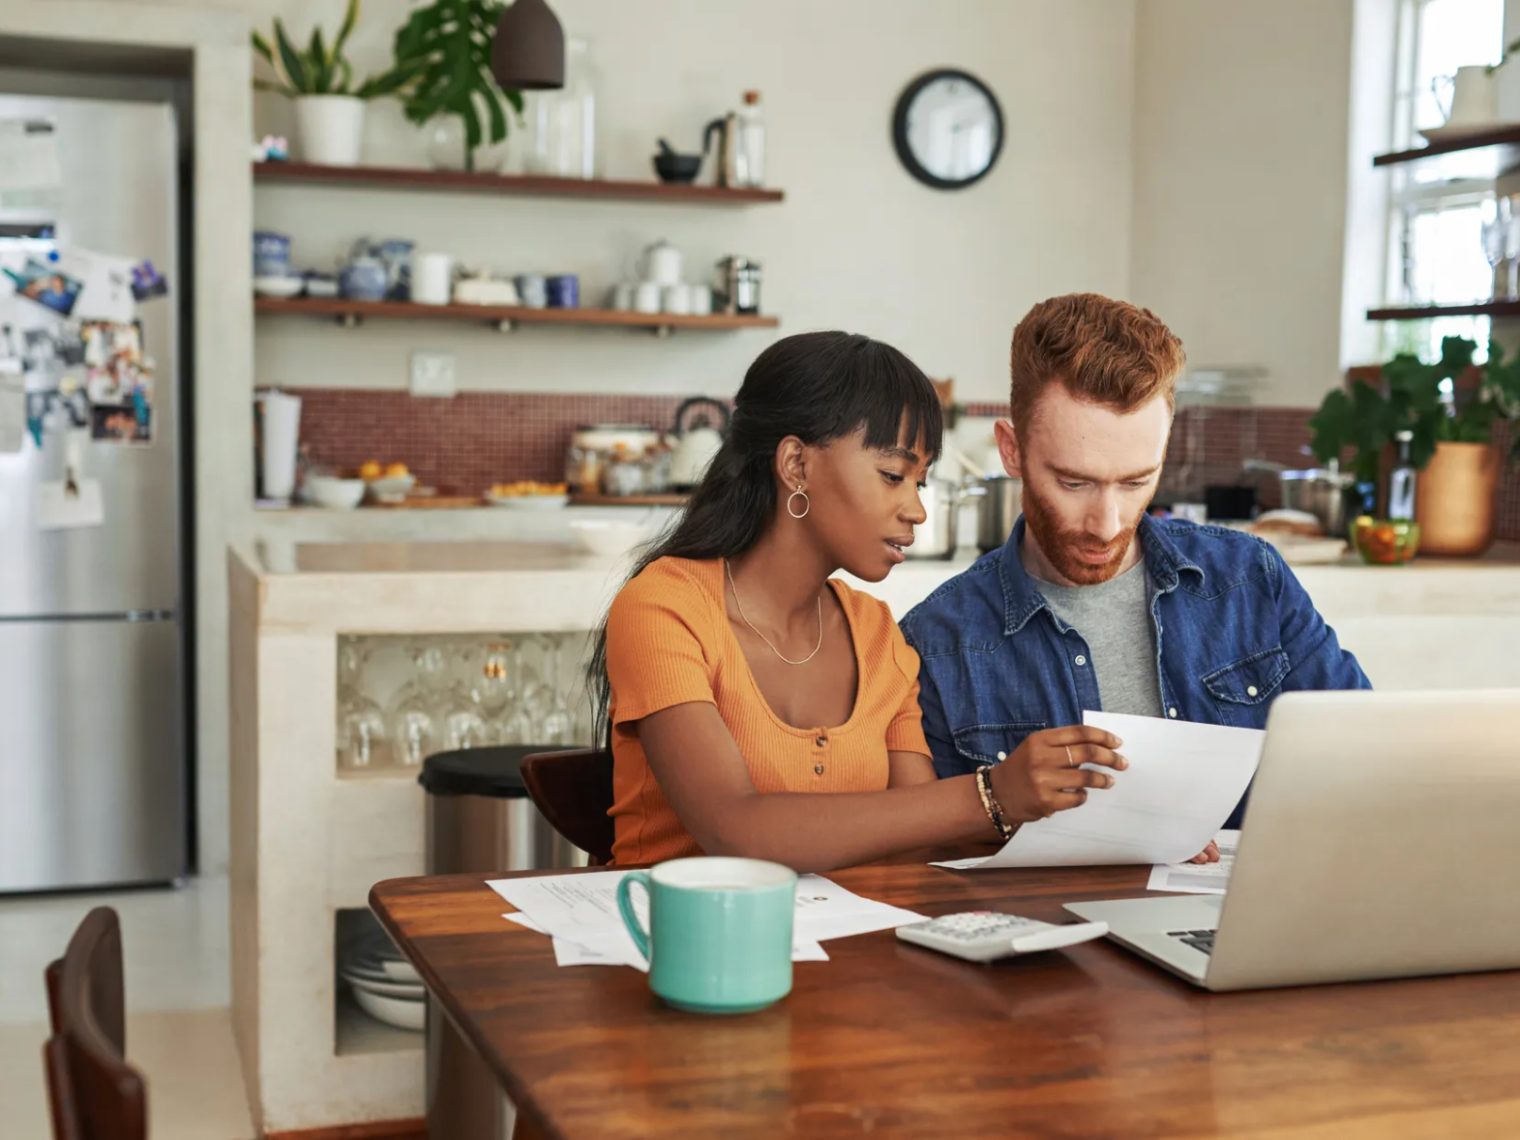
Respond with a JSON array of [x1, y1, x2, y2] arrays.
[[393, 0, 524, 152]]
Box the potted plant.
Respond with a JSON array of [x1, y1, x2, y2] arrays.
[[252, 0, 418, 167], [1309, 337, 1520, 557], [390, 0, 524, 171]]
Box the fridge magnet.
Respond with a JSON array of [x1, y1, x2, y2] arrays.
[[90, 401, 150, 445], [5, 257, 83, 317], [130, 259, 169, 301], [81, 320, 146, 404], [62, 248, 137, 323]]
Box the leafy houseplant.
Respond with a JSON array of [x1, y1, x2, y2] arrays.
[[1309, 336, 1520, 555], [391, 0, 525, 171], [251, 0, 418, 166]]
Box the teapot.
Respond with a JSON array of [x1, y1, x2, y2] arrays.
[[669, 397, 730, 489]]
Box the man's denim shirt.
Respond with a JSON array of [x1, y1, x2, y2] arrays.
[[900, 516, 1371, 824]]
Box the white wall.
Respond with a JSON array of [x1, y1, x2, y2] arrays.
[[1129, 0, 1357, 407], [233, 0, 1137, 403]]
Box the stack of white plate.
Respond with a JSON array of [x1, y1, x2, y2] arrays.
[[340, 929, 425, 1031]]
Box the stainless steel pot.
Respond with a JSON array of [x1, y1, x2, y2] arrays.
[[976, 476, 1023, 552], [1279, 469, 1355, 536], [907, 479, 976, 560]]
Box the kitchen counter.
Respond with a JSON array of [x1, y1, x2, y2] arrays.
[[227, 536, 1520, 1131]]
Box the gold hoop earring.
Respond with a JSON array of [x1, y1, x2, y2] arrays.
[[786, 487, 811, 519]]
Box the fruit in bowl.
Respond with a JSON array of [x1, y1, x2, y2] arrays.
[[1350, 516, 1420, 565], [486, 481, 570, 509]]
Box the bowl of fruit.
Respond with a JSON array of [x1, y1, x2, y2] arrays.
[[359, 461, 416, 504], [1350, 516, 1420, 566], [485, 481, 570, 510]]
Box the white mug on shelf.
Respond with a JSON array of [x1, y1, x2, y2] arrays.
[[412, 252, 454, 305], [1434, 65, 1498, 129], [610, 281, 635, 310], [661, 283, 692, 315], [689, 285, 713, 316], [633, 281, 662, 314], [640, 239, 683, 287]]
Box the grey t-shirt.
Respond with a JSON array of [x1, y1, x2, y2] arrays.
[[1033, 559, 1163, 719]]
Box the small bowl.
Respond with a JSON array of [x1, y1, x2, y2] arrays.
[[349, 984, 425, 1031], [253, 275, 304, 298], [366, 473, 416, 503], [653, 152, 702, 184], [487, 492, 570, 511], [569, 519, 645, 558], [1351, 517, 1420, 565], [306, 476, 365, 510]]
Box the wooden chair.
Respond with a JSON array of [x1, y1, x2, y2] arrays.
[[520, 747, 616, 865], [43, 907, 147, 1140]]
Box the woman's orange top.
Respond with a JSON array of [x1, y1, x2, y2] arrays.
[[604, 556, 930, 865]]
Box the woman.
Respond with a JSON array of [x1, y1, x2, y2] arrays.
[[591, 331, 1124, 872]]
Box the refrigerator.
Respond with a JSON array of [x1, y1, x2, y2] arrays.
[[0, 91, 190, 892]]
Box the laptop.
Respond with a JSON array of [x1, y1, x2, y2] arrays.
[[1064, 689, 1520, 991]]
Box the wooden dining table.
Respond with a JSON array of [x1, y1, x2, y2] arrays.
[[370, 851, 1520, 1138]]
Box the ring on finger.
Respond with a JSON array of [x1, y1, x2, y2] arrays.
[[1064, 744, 1076, 768]]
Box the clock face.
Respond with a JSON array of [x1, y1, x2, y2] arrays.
[[893, 69, 1005, 191]]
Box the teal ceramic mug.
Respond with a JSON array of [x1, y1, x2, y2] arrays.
[[616, 856, 797, 1014]]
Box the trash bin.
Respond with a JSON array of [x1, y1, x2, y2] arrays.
[[419, 744, 582, 1140]]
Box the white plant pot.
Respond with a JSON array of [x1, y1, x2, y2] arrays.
[[295, 95, 365, 166]]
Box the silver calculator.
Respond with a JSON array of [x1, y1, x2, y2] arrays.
[[895, 911, 1109, 962]]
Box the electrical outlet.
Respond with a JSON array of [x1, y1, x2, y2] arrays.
[[409, 351, 457, 398]]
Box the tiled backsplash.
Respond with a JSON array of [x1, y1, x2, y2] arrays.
[[295, 389, 1520, 540]]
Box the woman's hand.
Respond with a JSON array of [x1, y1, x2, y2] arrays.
[[1186, 840, 1221, 864], [986, 725, 1126, 824]]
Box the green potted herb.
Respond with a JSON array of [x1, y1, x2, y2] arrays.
[[251, 0, 418, 166], [391, 0, 525, 171], [1309, 336, 1520, 556]]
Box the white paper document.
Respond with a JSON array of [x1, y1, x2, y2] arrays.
[[488, 870, 922, 970], [934, 712, 1263, 870], [1147, 829, 1240, 894], [36, 478, 104, 530]]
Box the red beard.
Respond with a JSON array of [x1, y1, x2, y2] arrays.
[[1022, 481, 1143, 585]]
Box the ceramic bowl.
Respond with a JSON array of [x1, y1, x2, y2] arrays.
[[306, 476, 365, 510], [487, 493, 570, 510], [366, 474, 416, 503], [350, 984, 425, 1031], [253, 275, 304, 298], [569, 519, 645, 558]]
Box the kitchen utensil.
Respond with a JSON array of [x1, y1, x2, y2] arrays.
[[661, 283, 692, 315], [566, 424, 663, 493], [412, 253, 454, 305], [374, 238, 414, 300], [1433, 65, 1498, 130], [515, 273, 548, 308], [1278, 465, 1355, 537], [715, 256, 761, 314], [653, 138, 702, 184], [689, 285, 713, 315], [669, 397, 730, 489], [253, 275, 303, 298], [610, 281, 634, 310], [453, 274, 519, 305], [633, 281, 662, 313], [256, 389, 301, 502], [908, 477, 978, 560], [366, 473, 417, 504], [547, 274, 580, 308], [640, 239, 683, 286], [349, 984, 425, 1030], [339, 255, 388, 301], [485, 492, 570, 510], [305, 475, 365, 510], [253, 230, 291, 277], [975, 475, 1023, 552], [302, 272, 339, 298], [703, 112, 740, 187]]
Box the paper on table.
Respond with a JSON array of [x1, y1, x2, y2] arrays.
[[933, 712, 1262, 869], [1146, 829, 1240, 894], [488, 870, 918, 970]]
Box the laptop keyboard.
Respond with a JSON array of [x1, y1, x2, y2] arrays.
[[1168, 929, 1216, 955]]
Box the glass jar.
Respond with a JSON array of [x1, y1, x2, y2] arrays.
[[525, 37, 597, 179], [603, 445, 645, 497]]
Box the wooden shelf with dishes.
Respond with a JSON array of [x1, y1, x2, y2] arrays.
[[1372, 123, 1520, 178], [1366, 300, 1520, 321], [253, 160, 785, 205], [254, 296, 779, 333]]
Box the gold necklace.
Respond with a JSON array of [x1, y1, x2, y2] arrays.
[[724, 559, 824, 666]]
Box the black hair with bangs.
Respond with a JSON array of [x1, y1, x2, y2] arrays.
[[586, 330, 943, 746]]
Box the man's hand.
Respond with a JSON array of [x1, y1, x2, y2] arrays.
[[1186, 840, 1221, 864]]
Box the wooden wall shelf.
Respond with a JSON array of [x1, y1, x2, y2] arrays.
[[253, 161, 785, 205], [1366, 300, 1520, 321], [254, 296, 779, 333], [1372, 124, 1520, 180]]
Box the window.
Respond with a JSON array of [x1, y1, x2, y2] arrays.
[[1385, 0, 1505, 358]]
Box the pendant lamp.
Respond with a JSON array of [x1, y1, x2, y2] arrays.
[[491, 0, 566, 91]]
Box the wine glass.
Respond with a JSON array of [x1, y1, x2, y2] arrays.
[[437, 639, 488, 751], [389, 640, 445, 766], [336, 639, 388, 771], [531, 634, 575, 745]]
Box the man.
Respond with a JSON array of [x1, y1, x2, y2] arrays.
[[900, 293, 1369, 835]]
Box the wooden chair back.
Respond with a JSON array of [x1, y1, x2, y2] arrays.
[[520, 748, 616, 865]]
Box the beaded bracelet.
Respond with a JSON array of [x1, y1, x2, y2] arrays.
[[974, 765, 1016, 840]]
